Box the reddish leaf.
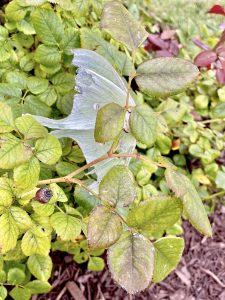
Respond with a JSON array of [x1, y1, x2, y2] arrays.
[[156, 50, 173, 57], [216, 68, 225, 84], [194, 50, 217, 67], [208, 5, 225, 16], [148, 34, 168, 50], [169, 41, 180, 56], [192, 38, 211, 51]]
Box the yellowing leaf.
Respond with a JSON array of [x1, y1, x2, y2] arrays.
[[50, 212, 81, 241], [0, 211, 19, 253], [35, 134, 62, 165], [13, 157, 40, 192], [0, 190, 13, 213], [101, 1, 148, 51], [127, 196, 182, 234], [0, 102, 14, 133], [153, 237, 184, 283], [10, 206, 33, 232], [88, 205, 122, 249], [108, 231, 154, 294], [165, 167, 212, 237], [15, 116, 48, 140], [27, 254, 52, 281], [49, 183, 68, 203], [0, 134, 32, 169], [21, 227, 51, 256]]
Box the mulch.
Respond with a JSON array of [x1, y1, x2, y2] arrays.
[[35, 206, 225, 300]]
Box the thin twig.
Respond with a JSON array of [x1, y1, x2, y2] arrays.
[[201, 268, 225, 288], [56, 286, 67, 300]]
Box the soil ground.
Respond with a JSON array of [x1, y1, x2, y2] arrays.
[[35, 206, 225, 300]]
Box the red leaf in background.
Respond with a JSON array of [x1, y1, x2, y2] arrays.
[[194, 50, 217, 67], [208, 4, 225, 16], [148, 34, 168, 50], [216, 68, 225, 84], [155, 50, 173, 57]]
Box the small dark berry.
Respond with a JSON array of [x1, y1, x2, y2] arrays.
[[35, 188, 53, 203]]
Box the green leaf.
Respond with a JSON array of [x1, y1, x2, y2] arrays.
[[100, 1, 148, 51], [6, 71, 28, 90], [7, 268, 25, 285], [23, 95, 51, 117], [165, 167, 212, 237], [74, 184, 100, 216], [38, 86, 58, 106], [129, 104, 157, 147], [14, 156, 40, 193], [25, 280, 52, 294], [215, 170, 225, 189], [67, 145, 85, 163], [153, 237, 184, 283], [52, 72, 74, 94], [9, 287, 31, 300], [50, 212, 81, 241], [88, 205, 122, 249], [10, 206, 33, 232], [32, 201, 55, 217], [21, 227, 51, 256], [0, 134, 32, 169], [0, 102, 14, 133], [0, 83, 22, 98], [94, 103, 126, 143], [108, 231, 154, 294], [35, 44, 62, 67], [0, 210, 19, 253], [35, 134, 62, 165], [31, 8, 64, 46], [0, 270, 6, 283], [19, 54, 35, 72], [0, 286, 7, 300], [17, 17, 36, 35], [56, 161, 83, 179], [60, 28, 80, 55], [127, 196, 182, 234], [27, 77, 49, 95], [135, 57, 199, 97], [49, 183, 68, 203], [15, 116, 48, 139], [88, 257, 104, 271], [27, 254, 52, 281], [0, 40, 11, 63], [99, 165, 137, 207]]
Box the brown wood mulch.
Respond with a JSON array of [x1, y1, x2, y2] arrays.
[[35, 205, 225, 300]]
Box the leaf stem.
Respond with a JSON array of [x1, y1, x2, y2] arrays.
[[203, 190, 225, 200], [125, 50, 136, 110], [37, 152, 164, 187], [55, 204, 65, 214]]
